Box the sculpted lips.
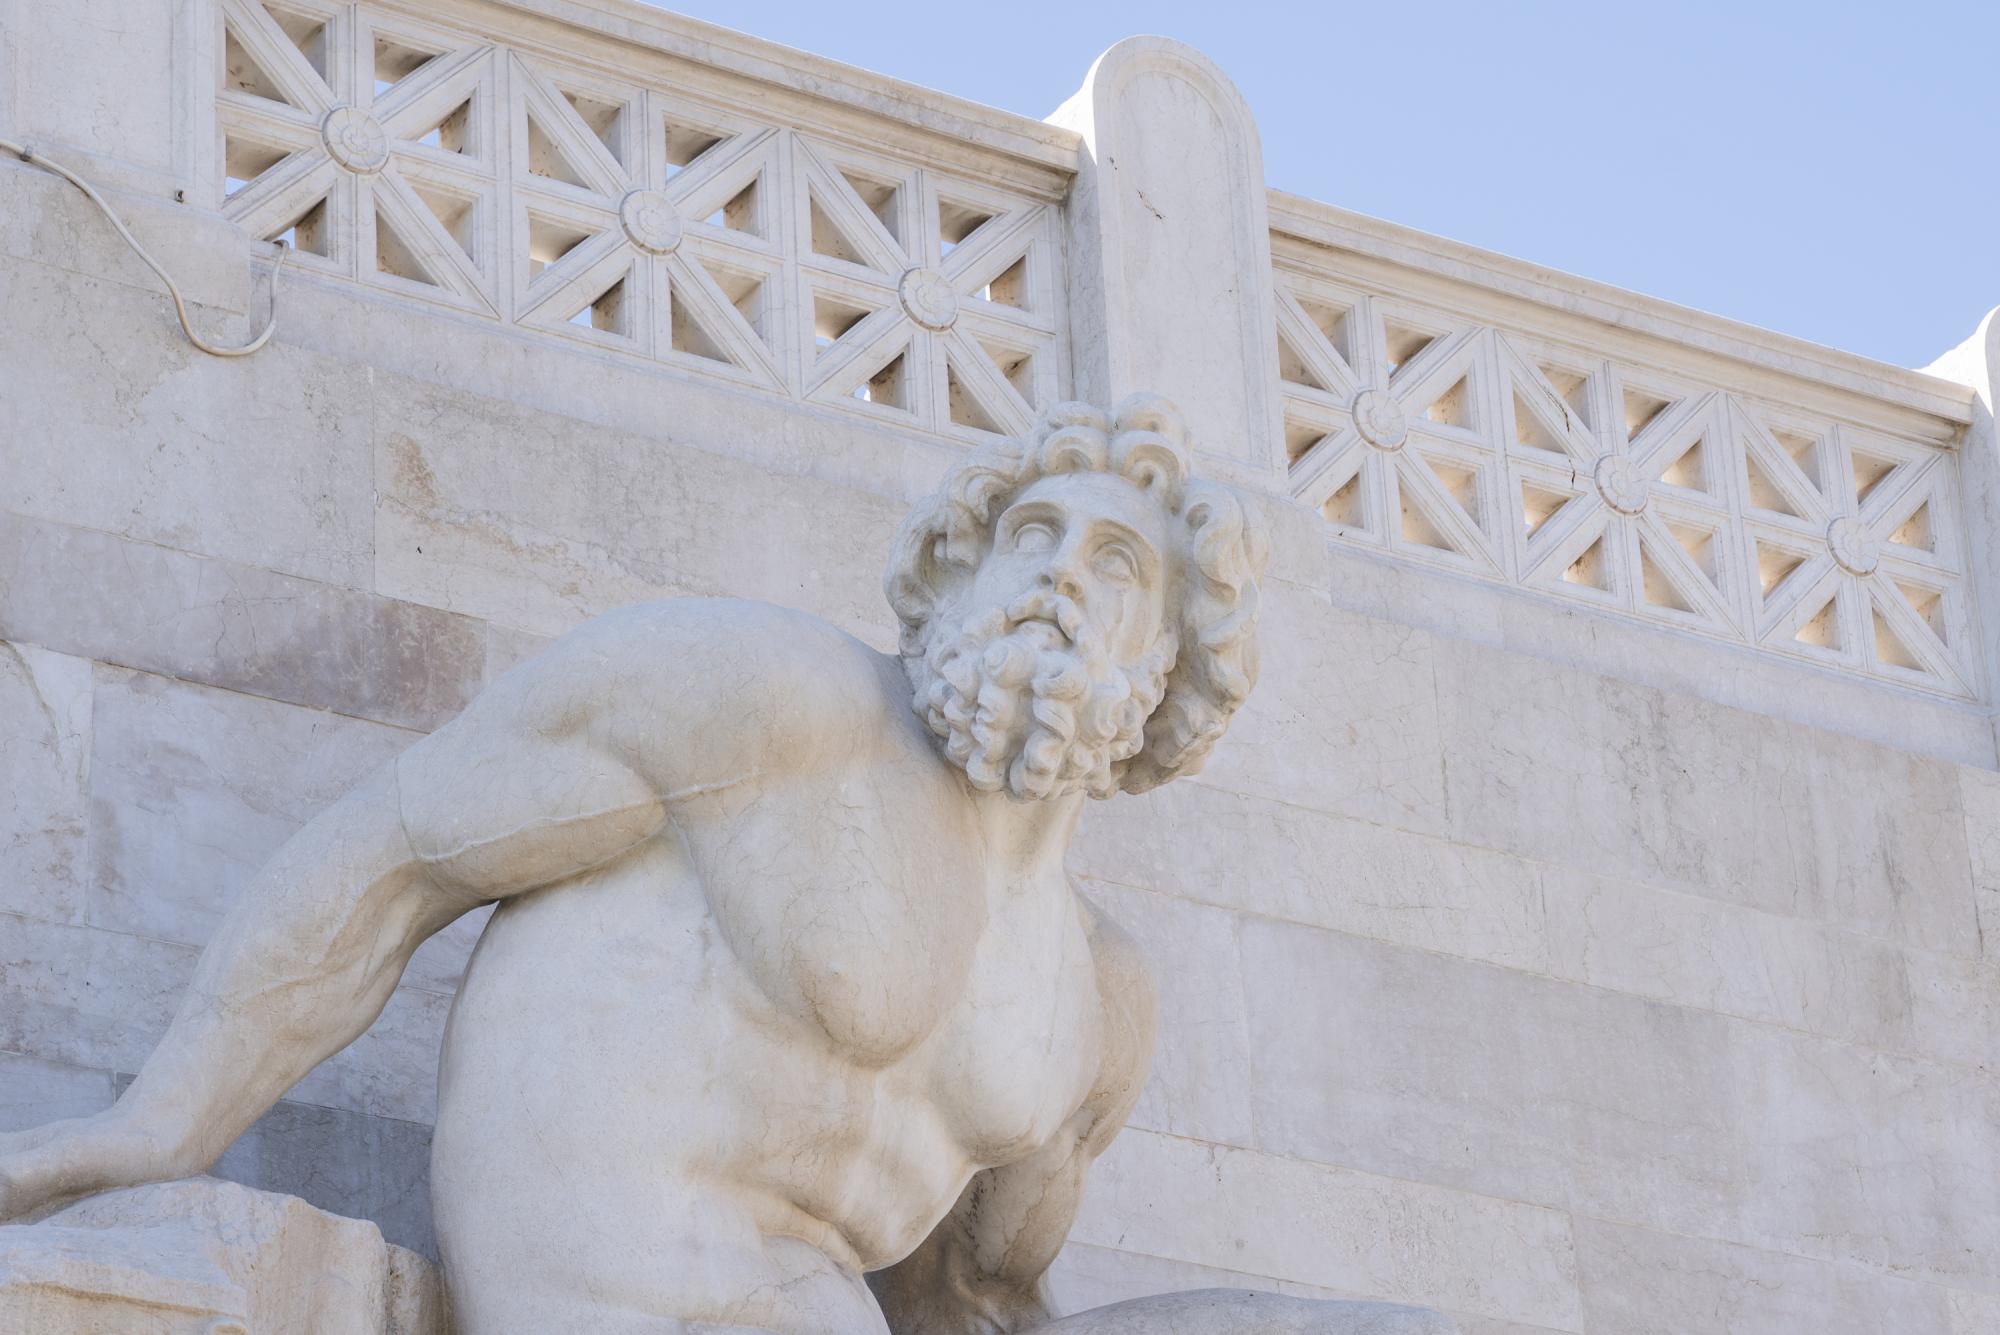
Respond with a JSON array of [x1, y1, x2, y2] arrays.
[[1000, 590, 1089, 646]]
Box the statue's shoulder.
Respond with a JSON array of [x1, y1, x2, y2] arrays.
[[500, 596, 906, 752]]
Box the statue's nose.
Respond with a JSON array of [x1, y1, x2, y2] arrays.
[[1039, 560, 1083, 602]]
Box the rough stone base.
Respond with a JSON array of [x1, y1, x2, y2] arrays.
[[0, 1177, 445, 1334]]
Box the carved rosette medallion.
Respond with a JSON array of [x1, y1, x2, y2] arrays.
[[1827, 516, 1880, 576], [619, 190, 684, 255], [320, 106, 389, 175], [898, 267, 959, 331], [1350, 388, 1407, 451], [1593, 454, 1649, 516]]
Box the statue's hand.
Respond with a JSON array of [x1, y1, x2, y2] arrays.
[[0, 1117, 87, 1221], [0, 1115, 170, 1223]]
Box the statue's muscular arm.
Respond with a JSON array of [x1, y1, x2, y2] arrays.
[[869, 900, 1159, 1335], [0, 598, 861, 1222]]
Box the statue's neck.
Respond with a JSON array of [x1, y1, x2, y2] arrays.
[[967, 785, 1085, 885]]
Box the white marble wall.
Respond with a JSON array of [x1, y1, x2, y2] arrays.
[[2, 3, 1996, 1330]]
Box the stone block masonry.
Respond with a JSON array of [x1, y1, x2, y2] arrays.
[[2, 1, 1996, 1330]]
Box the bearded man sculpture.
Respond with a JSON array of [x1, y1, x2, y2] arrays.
[[0, 397, 1454, 1334]]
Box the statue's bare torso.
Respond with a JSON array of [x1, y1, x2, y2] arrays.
[[401, 599, 1145, 1332]]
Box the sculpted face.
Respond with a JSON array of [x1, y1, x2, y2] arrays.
[[888, 396, 1266, 802], [914, 470, 1180, 803], [966, 473, 1171, 666]]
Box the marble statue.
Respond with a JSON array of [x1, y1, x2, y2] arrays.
[[0, 397, 1455, 1334]]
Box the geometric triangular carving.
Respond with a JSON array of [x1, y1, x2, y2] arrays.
[[264, 5, 328, 80], [853, 348, 910, 410], [565, 269, 630, 337], [1664, 518, 1720, 584], [812, 291, 881, 359], [1398, 484, 1460, 554], [224, 21, 297, 105], [562, 90, 625, 164], [408, 98, 472, 153], [809, 185, 873, 265], [1639, 533, 1695, 612], [1872, 603, 1921, 670], [375, 210, 439, 286], [223, 135, 291, 197], [1396, 455, 1478, 558], [1744, 449, 1802, 516], [373, 34, 441, 98], [699, 259, 768, 344], [1540, 365, 1593, 432], [978, 255, 1029, 311], [1521, 478, 1580, 541], [938, 197, 997, 257], [1323, 468, 1364, 529], [669, 274, 732, 362], [788, 136, 905, 272], [267, 194, 329, 255], [1562, 533, 1611, 590], [526, 213, 598, 279], [664, 122, 726, 179], [1793, 587, 1842, 650], [1382, 321, 1439, 380], [1421, 454, 1483, 530], [1421, 375, 1474, 431], [1868, 579, 1961, 691], [976, 338, 1035, 409], [1639, 517, 1726, 623], [1279, 330, 1331, 392], [840, 170, 901, 243], [1770, 428, 1823, 495], [525, 105, 592, 187], [946, 355, 1005, 433], [410, 182, 475, 263], [1299, 299, 1356, 371], [1276, 289, 1358, 400], [1623, 386, 1674, 440], [704, 177, 762, 238], [1654, 433, 1708, 493], [1754, 538, 1808, 603], [372, 171, 494, 308], [1894, 579, 1948, 642], [1888, 494, 1934, 553], [1285, 417, 1332, 466], [1850, 447, 1899, 507], [1513, 390, 1568, 452]]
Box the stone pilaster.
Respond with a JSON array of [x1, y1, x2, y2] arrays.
[[1049, 38, 1284, 487], [1925, 307, 2000, 729]]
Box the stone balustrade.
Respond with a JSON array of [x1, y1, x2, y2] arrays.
[[188, 0, 1991, 721]]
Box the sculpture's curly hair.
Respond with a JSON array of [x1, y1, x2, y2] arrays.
[[885, 394, 1267, 795]]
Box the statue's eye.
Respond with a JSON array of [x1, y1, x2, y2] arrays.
[[1093, 545, 1137, 583], [1013, 520, 1057, 552]]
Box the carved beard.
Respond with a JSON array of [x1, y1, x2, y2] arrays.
[[911, 590, 1175, 801]]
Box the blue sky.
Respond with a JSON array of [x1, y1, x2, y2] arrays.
[[648, 0, 1996, 371]]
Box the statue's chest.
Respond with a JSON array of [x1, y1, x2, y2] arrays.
[[916, 889, 1103, 1165], [679, 777, 1102, 1138]]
